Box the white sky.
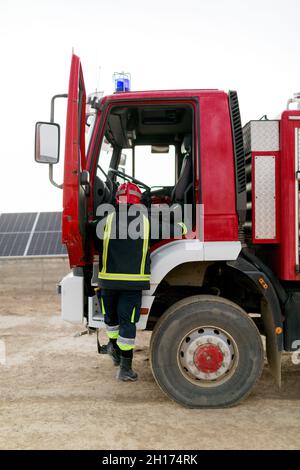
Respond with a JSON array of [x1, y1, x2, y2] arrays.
[[1, 0, 300, 213]]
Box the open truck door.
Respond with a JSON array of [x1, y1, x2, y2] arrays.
[[62, 54, 90, 268]]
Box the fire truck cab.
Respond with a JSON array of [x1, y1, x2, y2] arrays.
[[35, 54, 300, 408]]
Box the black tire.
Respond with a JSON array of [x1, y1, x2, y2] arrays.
[[150, 295, 264, 408]]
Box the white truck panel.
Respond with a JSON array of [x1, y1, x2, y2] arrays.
[[61, 272, 84, 323]]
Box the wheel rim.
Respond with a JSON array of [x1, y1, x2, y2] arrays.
[[178, 326, 239, 387]]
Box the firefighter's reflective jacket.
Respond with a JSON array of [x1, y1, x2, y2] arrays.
[[96, 206, 150, 291], [92, 204, 187, 291]]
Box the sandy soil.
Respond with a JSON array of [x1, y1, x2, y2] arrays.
[[0, 293, 300, 450]]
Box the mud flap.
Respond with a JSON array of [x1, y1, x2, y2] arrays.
[[227, 256, 283, 388], [261, 299, 281, 387], [283, 291, 300, 351]]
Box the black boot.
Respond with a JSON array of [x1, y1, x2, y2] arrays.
[[107, 340, 121, 366], [117, 356, 138, 382]]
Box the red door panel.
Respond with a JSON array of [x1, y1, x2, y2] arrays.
[[62, 54, 87, 267]]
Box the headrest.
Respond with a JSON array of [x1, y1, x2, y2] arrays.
[[181, 134, 192, 154]]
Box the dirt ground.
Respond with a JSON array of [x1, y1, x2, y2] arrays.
[[0, 293, 300, 450]]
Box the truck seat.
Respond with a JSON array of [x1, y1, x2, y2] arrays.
[[171, 134, 192, 202]]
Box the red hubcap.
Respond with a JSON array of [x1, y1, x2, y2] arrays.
[[194, 344, 224, 373]]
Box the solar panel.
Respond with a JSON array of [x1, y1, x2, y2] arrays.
[[0, 212, 67, 257], [0, 233, 30, 256], [27, 232, 67, 256], [0, 213, 36, 233], [35, 212, 62, 232]]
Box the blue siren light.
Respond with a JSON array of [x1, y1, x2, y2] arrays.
[[113, 72, 131, 92]]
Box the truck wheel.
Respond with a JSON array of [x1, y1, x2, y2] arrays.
[[150, 295, 264, 408]]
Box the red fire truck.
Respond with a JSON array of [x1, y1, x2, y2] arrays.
[[35, 54, 300, 408]]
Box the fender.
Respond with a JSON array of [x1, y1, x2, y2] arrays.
[[148, 239, 241, 295], [227, 255, 284, 387], [138, 240, 241, 330]]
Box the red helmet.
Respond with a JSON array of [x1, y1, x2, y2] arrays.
[[116, 182, 142, 204]]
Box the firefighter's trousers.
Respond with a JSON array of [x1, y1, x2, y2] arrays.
[[98, 288, 142, 351]]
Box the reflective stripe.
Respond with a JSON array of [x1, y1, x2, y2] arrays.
[[101, 212, 114, 275], [117, 342, 135, 351], [106, 330, 119, 340], [99, 273, 150, 281], [106, 325, 119, 332], [128, 190, 142, 198], [140, 215, 150, 275], [106, 324, 119, 340], [100, 298, 106, 315], [178, 222, 188, 235], [117, 336, 135, 345], [117, 336, 135, 351], [131, 307, 136, 323], [116, 189, 141, 198]]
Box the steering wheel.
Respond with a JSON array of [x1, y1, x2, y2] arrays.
[[108, 168, 151, 192]]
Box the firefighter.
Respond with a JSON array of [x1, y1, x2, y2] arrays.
[[96, 182, 150, 382]]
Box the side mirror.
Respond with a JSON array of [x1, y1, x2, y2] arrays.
[[35, 122, 60, 164]]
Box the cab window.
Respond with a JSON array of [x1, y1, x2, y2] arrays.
[[118, 145, 176, 188], [96, 137, 114, 181]]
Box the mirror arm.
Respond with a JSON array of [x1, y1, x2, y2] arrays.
[[49, 164, 63, 189], [50, 94, 68, 122], [48, 93, 67, 189]]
